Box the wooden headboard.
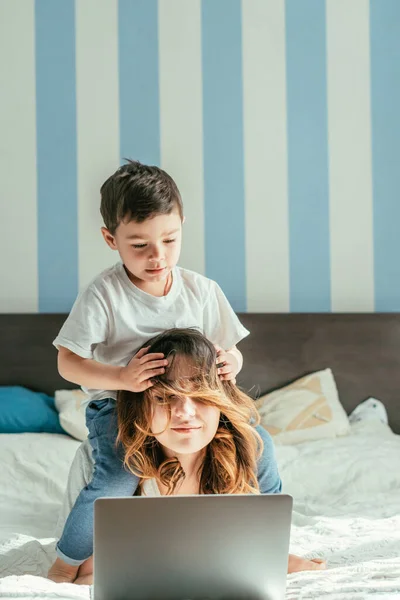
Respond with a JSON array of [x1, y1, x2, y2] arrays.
[[1, 313, 399, 433]]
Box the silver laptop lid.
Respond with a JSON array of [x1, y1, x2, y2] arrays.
[[94, 494, 292, 600]]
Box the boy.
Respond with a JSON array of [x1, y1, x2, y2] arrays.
[[48, 160, 282, 583]]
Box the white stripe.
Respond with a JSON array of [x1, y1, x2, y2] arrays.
[[75, 0, 120, 290], [0, 1, 38, 312], [158, 0, 205, 275], [242, 0, 289, 312], [327, 0, 374, 312]]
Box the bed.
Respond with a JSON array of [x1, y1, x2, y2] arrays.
[[0, 312, 400, 599]]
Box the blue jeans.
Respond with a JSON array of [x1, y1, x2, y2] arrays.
[[56, 399, 139, 565]]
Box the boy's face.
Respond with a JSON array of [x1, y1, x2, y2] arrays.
[[101, 209, 182, 290]]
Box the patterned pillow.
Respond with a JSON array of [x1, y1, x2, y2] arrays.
[[255, 368, 350, 445]]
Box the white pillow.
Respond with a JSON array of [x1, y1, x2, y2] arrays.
[[55, 389, 88, 441], [255, 368, 350, 445]]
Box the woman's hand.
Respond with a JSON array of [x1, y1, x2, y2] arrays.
[[287, 553, 326, 573], [119, 347, 168, 392]]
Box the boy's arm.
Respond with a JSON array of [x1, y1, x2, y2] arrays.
[[58, 346, 168, 393], [58, 347, 124, 390], [215, 345, 243, 381], [203, 280, 249, 381], [226, 345, 243, 373]]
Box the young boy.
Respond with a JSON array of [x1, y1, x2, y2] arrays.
[[48, 160, 282, 583]]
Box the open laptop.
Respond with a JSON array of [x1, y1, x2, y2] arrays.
[[93, 494, 293, 600]]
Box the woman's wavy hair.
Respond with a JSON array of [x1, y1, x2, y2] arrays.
[[117, 328, 262, 495]]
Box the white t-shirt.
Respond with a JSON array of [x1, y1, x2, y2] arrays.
[[53, 262, 249, 407]]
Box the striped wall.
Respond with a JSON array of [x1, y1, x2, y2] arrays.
[[1, 0, 399, 314]]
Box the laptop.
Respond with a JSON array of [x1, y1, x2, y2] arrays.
[[93, 494, 293, 600]]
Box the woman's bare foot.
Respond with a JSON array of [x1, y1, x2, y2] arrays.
[[74, 574, 93, 585], [47, 558, 79, 583], [288, 554, 327, 574], [74, 556, 93, 586], [73, 555, 326, 584]]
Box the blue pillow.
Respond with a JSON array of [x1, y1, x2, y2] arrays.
[[0, 386, 65, 434]]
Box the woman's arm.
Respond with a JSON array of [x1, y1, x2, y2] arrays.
[[255, 425, 282, 494]]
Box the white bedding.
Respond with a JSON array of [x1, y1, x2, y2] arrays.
[[0, 420, 399, 599]]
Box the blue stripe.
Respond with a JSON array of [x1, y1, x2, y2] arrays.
[[201, 0, 246, 312], [119, 0, 160, 166], [35, 0, 78, 313], [370, 0, 400, 311], [285, 0, 331, 312]]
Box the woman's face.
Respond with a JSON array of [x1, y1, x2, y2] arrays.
[[151, 392, 220, 457]]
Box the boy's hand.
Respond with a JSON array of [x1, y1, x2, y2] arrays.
[[215, 345, 239, 383], [119, 347, 168, 392]]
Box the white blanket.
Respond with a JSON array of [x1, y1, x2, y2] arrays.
[[1, 421, 399, 599]]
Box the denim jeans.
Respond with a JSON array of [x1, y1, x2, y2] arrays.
[[56, 399, 139, 565]]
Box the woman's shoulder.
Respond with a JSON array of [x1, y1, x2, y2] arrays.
[[253, 425, 283, 494], [254, 424, 275, 450]]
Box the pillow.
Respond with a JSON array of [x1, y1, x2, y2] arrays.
[[55, 389, 88, 441], [255, 368, 350, 445], [0, 386, 65, 434]]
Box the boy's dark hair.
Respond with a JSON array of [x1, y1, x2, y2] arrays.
[[100, 160, 183, 234]]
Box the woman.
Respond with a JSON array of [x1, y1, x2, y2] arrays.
[[50, 328, 325, 584]]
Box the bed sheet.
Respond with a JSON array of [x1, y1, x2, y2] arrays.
[[0, 433, 80, 542], [0, 421, 399, 599]]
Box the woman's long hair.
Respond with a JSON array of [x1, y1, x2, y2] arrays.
[[117, 328, 262, 495]]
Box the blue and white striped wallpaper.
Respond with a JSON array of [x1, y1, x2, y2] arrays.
[[1, 0, 400, 314]]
